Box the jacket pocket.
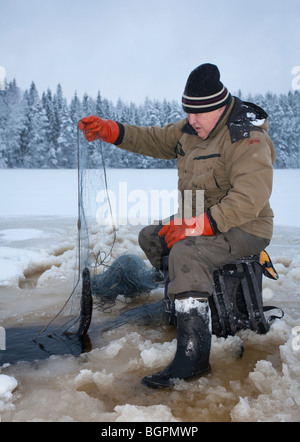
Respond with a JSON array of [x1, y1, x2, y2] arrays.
[[193, 153, 221, 160], [192, 154, 229, 191], [191, 170, 223, 192]]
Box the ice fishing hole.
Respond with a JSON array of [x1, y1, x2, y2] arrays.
[[0, 324, 93, 365]]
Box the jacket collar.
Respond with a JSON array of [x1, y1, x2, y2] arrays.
[[181, 96, 268, 142], [226, 97, 269, 143]]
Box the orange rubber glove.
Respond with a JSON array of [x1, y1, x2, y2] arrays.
[[78, 116, 119, 143], [159, 212, 217, 249]]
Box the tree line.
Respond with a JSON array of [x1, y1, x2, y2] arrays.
[[0, 79, 299, 169]]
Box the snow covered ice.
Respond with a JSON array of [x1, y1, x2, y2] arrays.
[[0, 169, 300, 422]]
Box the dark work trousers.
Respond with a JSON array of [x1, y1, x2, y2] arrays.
[[138, 224, 270, 301]]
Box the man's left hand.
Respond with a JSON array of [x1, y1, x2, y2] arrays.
[[159, 212, 217, 249]]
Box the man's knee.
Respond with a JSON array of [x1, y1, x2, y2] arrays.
[[138, 224, 169, 269], [138, 225, 148, 250], [138, 224, 159, 250]]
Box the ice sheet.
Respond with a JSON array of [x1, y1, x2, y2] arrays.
[[0, 169, 299, 422]]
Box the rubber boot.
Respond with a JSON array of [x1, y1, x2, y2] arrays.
[[162, 256, 176, 326], [142, 294, 211, 388]]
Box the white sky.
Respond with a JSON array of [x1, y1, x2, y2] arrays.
[[1, 0, 300, 104]]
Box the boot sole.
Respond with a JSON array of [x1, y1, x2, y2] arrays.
[[141, 365, 211, 389]]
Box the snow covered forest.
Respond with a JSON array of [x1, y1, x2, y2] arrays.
[[0, 79, 300, 169]]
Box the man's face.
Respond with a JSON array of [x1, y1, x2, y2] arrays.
[[187, 106, 226, 139]]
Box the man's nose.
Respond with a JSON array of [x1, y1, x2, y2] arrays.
[[188, 114, 196, 125]]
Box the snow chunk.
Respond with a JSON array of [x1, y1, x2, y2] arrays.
[[251, 118, 265, 126], [231, 360, 300, 422], [74, 369, 114, 389], [102, 338, 126, 359], [0, 374, 18, 399], [114, 404, 178, 422], [263, 287, 275, 300], [289, 267, 300, 281], [0, 374, 18, 414], [0, 247, 42, 287], [246, 112, 265, 126], [139, 339, 176, 368]]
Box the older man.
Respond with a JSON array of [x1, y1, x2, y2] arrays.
[[79, 63, 276, 388]]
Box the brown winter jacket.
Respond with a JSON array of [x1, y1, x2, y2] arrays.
[[114, 97, 276, 240]]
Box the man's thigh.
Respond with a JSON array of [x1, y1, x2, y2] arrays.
[[167, 228, 269, 299]]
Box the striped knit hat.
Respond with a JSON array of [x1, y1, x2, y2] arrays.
[[182, 63, 231, 113]]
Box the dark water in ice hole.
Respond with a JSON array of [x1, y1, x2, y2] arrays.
[[0, 324, 92, 365]]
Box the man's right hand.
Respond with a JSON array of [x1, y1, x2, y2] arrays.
[[78, 116, 120, 143]]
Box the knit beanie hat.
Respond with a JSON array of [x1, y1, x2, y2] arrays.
[[182, 63, 231, 113]]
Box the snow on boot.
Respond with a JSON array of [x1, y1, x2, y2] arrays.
[[142, 295, 211, 388]]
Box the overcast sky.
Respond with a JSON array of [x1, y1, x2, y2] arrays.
[[1, 0, 300, 105]]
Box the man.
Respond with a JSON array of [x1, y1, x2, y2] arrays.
[[78, 63, 276, 388]]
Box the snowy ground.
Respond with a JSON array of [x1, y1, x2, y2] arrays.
[[0, 169, 300, 422]]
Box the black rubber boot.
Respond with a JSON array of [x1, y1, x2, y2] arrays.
[[142, 295, 211, 388], [162, 256, 176, 326]]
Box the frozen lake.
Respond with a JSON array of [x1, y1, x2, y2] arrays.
[[0, 169, 300, 422]]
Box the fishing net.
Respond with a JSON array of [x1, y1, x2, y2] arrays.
[[38, 127, 163, 342], [76, 129, 163, 306]]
